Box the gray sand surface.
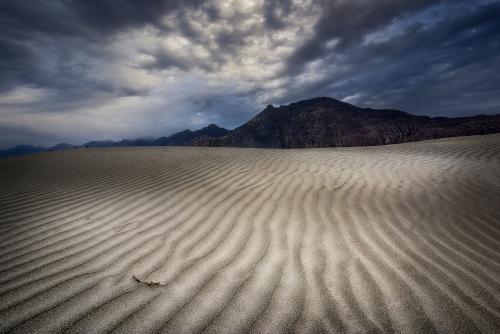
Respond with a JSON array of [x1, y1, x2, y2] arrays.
[[1, 134, 499, 333]]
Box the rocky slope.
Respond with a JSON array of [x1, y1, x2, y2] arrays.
[[209, 97, 500, 148], [153, 124, 229, 146]]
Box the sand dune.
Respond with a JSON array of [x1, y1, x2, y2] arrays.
[[1, 134, 499, 333]]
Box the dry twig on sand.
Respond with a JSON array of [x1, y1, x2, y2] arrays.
[[132, 275, 162, 286]]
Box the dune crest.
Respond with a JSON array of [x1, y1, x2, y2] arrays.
[[1, 134, 499, 333]]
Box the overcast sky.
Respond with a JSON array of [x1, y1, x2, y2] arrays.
[[0, 0, 499, 149]]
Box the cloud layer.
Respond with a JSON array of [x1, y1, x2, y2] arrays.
[[0, 0, 499, 148]]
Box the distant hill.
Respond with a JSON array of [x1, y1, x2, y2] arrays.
[[82, 140, 117, 148], [0, 143, 87, 158], [153, 124, 229, 146], [0, 124, 228, 158], [2, 98, 499, 158], [83, 138, 155, 148], [209, 97, 500, 148], [0, 145, 48, 158], [114, 138, 155, 147], [50, 143, 79, 151]]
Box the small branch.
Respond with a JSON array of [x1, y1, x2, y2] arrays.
[[132, 275, 162, 286]]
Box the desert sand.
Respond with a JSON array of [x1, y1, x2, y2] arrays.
[[0, 134, 499, 333]]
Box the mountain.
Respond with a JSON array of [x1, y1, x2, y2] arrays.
[[153, 124, 229, 146], [209, 97, 500, 148], [0, 143, 83, 158], [114, 138, 155, 147], [0, 125, 228, 158], [83, 138, 155, 147], [0, 145, 48, 158], [50, 143, 79, 150], [82, 140, 117, 148], [2, 99, 499, 158]]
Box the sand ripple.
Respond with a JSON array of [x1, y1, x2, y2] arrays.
[[1, 135, 499, 333]]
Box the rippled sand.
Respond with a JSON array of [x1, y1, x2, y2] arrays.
[[1, 134, 499, 333]]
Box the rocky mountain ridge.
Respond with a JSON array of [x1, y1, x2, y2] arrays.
[[207, 97, 500, 148], [2, 97, 499, 158], [0, 124, 229, 158], [152, 124, 229, 146]]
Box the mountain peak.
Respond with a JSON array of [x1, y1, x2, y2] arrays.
[[204, 124, 221, 129], [209, 96, 500, 148], [153, 124, 229, 146]]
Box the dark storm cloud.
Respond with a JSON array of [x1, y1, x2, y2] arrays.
[[0, 0, 209, 41], [269, 0, 500, 117], [0, 35, 39, 92], [189, 93, 257, 128], [286, 0, 443, 73], [0, 125, 62, 150], [263, 0, 293, 30], [0, 0, 210, 94], [359, 1, 500, 111], [205, 5, 220, 22], [140, 48, 192, 72]]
